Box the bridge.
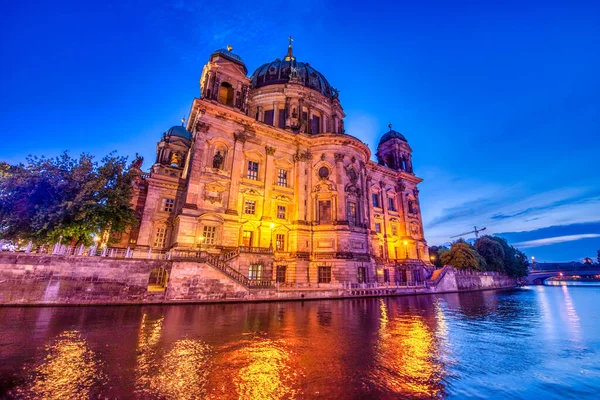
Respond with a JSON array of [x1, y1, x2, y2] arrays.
[[524, 269, 600, 285]]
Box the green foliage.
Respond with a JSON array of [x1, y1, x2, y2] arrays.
[[428, 245, 449, 268], [475, 236, 506, 273], [438, 236, 528, 277], [440, 240, 485, 270], [0, 152, 138, 245], [487, 236, 529, 277]]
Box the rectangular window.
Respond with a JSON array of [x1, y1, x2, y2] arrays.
[[383, 269, 390, 283], [347, 201, 357, 226], [244, 200, 256, 215], [275, 234, 285, 251], [388, 197, 396, 211], [302, 111, 308, 121], [318, 200, 332, 224], [277, 205, 286, 219], [276, 265, 287, 283], [153, 227, 166, 248], [375, 223, 381, 233], [278, 110, 286, 129], [247, 161, 259, 180], [318, 266, 332, 283], [372, 193, 380, 208], [357, 267, 366, 284], [277, 169, 288, 187], [311, 116, 320, 134], [391, 224, 397, 236], [264, 110, 274, 126], [202, 225, 217, 245], [242, 230, 253, 247], [162, 198, 174, 212], [249, 264, 263, 280]]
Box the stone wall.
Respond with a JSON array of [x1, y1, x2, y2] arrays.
[[0, 253, 171, 305], [0, 255, 516, 306], [431, 266, 516, 293]]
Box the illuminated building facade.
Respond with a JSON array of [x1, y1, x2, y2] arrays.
[[121, 41, 431, 284]]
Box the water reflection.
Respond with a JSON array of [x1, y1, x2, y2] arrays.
[[13, 330, 104, 399], [135, 314, 213, 399], [369, 298, 445, 398]]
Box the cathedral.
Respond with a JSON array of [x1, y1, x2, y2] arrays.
[[118, 40, 432, 285]]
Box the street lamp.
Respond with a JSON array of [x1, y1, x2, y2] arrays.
[[403, 240, 408, 259]]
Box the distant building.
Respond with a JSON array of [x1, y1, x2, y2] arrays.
[[115, 42, 431, 285]]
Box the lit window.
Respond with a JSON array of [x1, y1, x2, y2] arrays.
[[391, 224, 397, 236], [162, 198, 174, 212], [277, 169, 288, 187], [202, 225, 217, 245], [347, 201, 357, 226], [247, 161, 259, 180], [242, 230, 253, 247], [277, 205, 286, 219], [153, 227, 166, 248], [276, 234, 285, 251], [318, 266, 332, 283], [276, 265, 287, 283], [375, 223, 381, 233], [388, 197, 396, 211], [244, 200, 256, 214], [372, 193, 380, 208], [249, 264, 263, 280]]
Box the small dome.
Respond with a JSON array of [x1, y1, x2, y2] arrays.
[[165, 125, 192, 141], [210, 48, 247, 74], [379, 126, 407, 146]]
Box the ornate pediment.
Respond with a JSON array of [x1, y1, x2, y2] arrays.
[[203, 181, 227, 204], [312, 181, 335, 193]]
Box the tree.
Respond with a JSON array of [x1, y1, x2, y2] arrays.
[[475, 236, 506, 273], [597, 250, 600, 266], [440, 240, 485, 270], [429, 245, 449, 269], [0, 152, 139, 245], [488, 236, 529, 277]]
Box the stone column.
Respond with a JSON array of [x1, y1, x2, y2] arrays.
[[262, 146, 276, 220], [379, 181, 389, 260], [294, 151, 306, 222], [273, 103, 279, 128], [334, 153, 346, 222], [305, 151, 313, 222], [226, 132, 247, 214]]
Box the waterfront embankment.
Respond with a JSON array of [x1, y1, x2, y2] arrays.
[[0, 253, 515, 306]]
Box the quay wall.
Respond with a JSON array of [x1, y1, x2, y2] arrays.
[[0, 254, 516, 306]]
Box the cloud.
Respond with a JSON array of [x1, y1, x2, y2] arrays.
[[513, 234, 600, 248]]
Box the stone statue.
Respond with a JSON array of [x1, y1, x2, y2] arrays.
[[213, 151, 224, 169], [170, 152, 183, 167]]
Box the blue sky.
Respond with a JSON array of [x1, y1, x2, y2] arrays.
[[1, 0, 599, 262]]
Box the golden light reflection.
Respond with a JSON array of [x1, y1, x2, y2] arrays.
[[232, 338, 300, 400], [135, 314, 213, 399], [15, 330, 104, 399], [371, 307, 444, 398]]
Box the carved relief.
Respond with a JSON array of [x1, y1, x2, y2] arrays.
[[203, 181, 227, 204], [334, 153, 345, 162], [265, 146, 276, 156]]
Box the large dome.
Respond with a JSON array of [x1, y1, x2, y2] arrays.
[[250, 56, 337, 100]]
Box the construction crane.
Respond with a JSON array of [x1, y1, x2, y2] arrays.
[[450, 226, 487, 239]]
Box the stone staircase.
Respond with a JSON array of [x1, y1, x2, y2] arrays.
[[204, 254, 273, 289]]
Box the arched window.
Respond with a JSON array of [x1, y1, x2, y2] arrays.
[[218, 82, 234, 106], [148, 268, 169, 292]]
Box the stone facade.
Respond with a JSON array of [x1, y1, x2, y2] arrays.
[[120, 43, 432, 285]]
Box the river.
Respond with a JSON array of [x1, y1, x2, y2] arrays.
[[1, 286, 599, 399]]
